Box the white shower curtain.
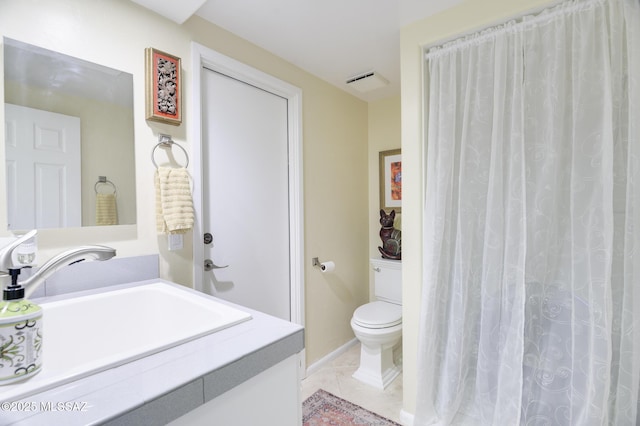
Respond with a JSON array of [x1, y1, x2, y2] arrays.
[[416, 0, 640, 425]]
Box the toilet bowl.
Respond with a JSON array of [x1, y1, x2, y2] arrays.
[[351, 259, 402, 389]]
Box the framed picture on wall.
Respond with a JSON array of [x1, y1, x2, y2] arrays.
[[379, 149, 401, 212], [145, 47, 182, 125]]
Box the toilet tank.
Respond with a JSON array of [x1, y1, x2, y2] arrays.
[[371, 258, 402, 305]]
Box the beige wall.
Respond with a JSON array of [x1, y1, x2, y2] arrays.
[[0, 0, 369, 367], [367, 96, 401, 296], [400, 0, 556, 418], [368, 96, 401, 258]]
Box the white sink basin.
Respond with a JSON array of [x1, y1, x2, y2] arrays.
[[0, 282, 252, 402]]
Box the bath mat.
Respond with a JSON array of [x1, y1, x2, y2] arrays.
[[302, 389, 401, 426]]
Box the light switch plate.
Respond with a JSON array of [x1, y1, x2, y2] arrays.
[[168, 233, 183, 251]]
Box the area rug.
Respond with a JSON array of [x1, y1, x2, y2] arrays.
[[303, 389, 401, 425]]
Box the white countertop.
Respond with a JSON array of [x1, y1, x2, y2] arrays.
[[0, 280, 304, 425]]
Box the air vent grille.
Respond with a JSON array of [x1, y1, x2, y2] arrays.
[[345, 71, 389, 93]]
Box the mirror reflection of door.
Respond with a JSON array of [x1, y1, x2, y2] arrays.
[[5, 103, 81, 229]]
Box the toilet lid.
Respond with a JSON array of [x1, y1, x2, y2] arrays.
[[353, 301, 402, 329]]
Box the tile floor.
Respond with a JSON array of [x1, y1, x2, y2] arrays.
[[301, 342, 403, 424]]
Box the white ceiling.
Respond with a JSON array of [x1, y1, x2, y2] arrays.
[[131, 0, 464, 102]]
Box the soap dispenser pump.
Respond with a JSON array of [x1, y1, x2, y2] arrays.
[[0, 268, 43, 384]]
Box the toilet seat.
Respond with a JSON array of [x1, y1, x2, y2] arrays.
[[352, 301, 402, 329]]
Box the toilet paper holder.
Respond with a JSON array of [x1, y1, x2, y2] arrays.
[[312, 257, 335, 272]]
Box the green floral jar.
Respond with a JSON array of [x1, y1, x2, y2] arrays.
[[0, 299, 43, 384]]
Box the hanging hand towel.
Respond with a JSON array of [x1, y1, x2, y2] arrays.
[[96, 193, 118, 226], [155, 166, 194, 234]]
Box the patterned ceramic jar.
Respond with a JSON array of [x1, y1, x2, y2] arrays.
[[0, 300, 43, 384]]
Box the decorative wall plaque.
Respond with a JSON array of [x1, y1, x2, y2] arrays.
[[145, 48, 182, 125]]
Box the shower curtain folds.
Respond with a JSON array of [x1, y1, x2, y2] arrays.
[[416, 0, 640, 425]]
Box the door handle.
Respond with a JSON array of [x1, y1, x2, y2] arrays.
[[204, 259, 228, 271]]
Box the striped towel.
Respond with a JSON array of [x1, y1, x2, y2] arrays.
[[96, 193, 118, 226], [155, 166, 194, 234]]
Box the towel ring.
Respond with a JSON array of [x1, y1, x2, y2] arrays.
[[151, 134, 189, 169], [95, 176, 117, 195]]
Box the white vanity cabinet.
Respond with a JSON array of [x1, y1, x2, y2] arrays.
[[170, 355, 301, 426], [1, 279, 304, 426]]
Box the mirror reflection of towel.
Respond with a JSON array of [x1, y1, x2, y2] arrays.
[[155, 166, 194, 234], [96, 193, 118, 225]]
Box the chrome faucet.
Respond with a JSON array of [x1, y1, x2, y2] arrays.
[[0, 230, 116, 298]]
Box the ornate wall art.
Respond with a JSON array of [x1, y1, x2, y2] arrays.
[[145, 48, 182, 125], [379, 148, 401, 213]]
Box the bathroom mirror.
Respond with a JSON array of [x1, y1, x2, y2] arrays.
[[3, 37, 136, 230]]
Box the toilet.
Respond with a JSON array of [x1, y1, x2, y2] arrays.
[[350, 258, 402, 389]]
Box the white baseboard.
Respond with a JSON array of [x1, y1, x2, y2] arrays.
[[400, 409, 415, 425], [305, 338, 358, 377]]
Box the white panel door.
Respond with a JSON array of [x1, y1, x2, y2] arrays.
[[5, 104, 81, 229], [202, 68, 290, 321]]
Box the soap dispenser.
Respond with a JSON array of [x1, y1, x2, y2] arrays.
[[0, 268, 43, 384]]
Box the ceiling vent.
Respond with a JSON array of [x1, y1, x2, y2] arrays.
[[346, 71, 389, 93]]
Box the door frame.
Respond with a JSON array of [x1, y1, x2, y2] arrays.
[[190, 42, 304, 329]]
